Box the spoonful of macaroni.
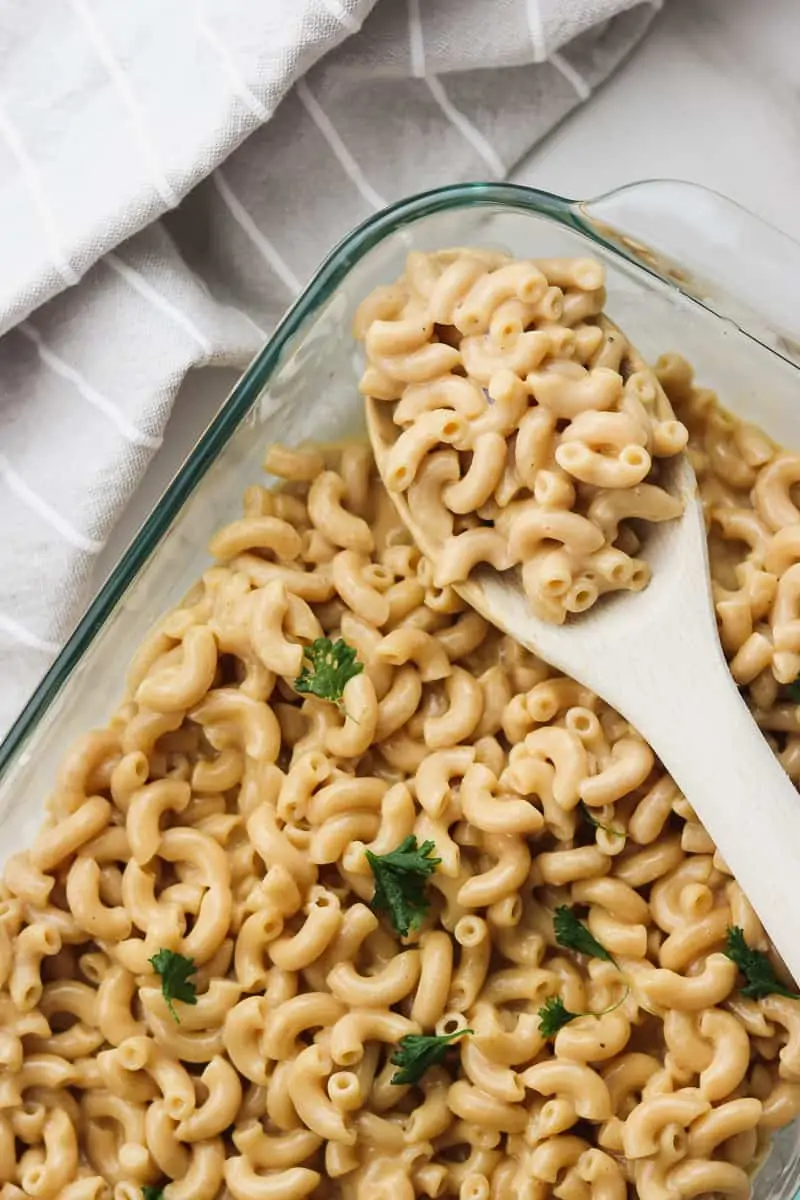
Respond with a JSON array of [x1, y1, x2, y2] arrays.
[[359, 247, 800, 985]]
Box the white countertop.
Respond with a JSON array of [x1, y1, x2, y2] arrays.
[[93, 0, 800, 589]]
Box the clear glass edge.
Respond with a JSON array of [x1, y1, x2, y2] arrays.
[[0, 176, 780, 780], [578, 180, 800, 370]]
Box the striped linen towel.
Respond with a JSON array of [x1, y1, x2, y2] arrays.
[[0, 0, 662, 739]]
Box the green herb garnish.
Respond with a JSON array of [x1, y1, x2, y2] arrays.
[[537, 989, 630, 1039], [366, 836, 441, 937], [148, 950, 198, 1022], [142, 1188, 164, 1200], [538, 995, 582, 1037], [295, 637, 363, 706], [579, 801, 623, 839], [390, 1029, 473, 1086], [553, 905, 617, 967], [787, 677, 800, 704], [724, 926, 799, 1000]]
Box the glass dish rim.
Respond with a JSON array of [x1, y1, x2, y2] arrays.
[[0, 177, 777, 778]]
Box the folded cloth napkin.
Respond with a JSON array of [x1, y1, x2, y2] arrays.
[[0, 0, 661, 739]]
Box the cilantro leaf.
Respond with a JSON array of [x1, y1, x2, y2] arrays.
[[724, 926, 799, 1000], [390, 1029, 473, 1086], [295, 637, 363, 706], [787, 677, 800, 704], [579, 801, 623, 840], [366, 836, 441, 937], [142, 1188, 164, 1200], [148, 949, 198, 1022], [553, 905, 617, 967], [538, 995, 581, 1037]]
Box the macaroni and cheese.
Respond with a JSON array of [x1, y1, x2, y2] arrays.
[[0, 253, 798, 1200], [356, 250, 688, 623]]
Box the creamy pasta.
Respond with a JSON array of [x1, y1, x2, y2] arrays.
[[356, 249, 688, 623], [0, 256, 799, 1200]]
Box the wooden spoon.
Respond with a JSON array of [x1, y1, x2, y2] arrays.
[[367, 380, 800, 986]]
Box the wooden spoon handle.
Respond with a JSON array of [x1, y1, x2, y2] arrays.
[[619, 642, 800, 985]]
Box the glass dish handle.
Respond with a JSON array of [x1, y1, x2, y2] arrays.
[[573, 179, 800, 361]]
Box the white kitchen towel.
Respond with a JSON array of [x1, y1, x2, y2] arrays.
[[0, 0, 661, 739]]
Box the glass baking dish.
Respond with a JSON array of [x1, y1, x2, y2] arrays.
[[2, 179, 800, 1198]]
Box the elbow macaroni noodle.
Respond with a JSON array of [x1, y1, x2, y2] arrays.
[[0, 253, 799, 1200], [356, 250, 688, 623]]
